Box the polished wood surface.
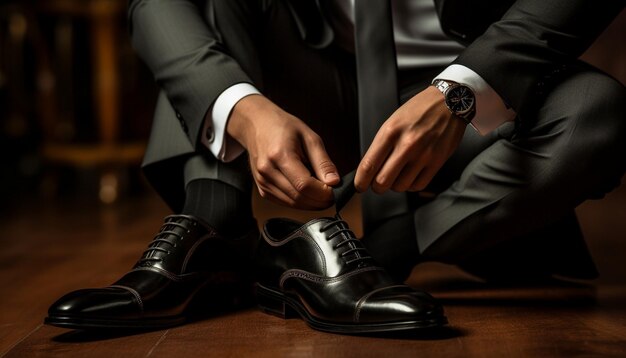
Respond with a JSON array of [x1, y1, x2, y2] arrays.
[[0, 179, 625, 357]]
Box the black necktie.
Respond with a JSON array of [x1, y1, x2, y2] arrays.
[[354, 0, 409, 233]]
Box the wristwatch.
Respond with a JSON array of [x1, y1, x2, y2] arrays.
[[432, 79, 476, 124]]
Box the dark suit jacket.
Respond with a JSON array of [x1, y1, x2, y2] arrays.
[[129, 0, 622, 212]]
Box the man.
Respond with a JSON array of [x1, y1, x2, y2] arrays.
[[46, 0, 625, 333]]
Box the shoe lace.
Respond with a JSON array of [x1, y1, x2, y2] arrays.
[[137, 216, 191, 266], [319, 215, 372, 267]]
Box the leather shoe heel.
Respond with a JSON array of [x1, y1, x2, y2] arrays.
[[255, 284, 298, 319]]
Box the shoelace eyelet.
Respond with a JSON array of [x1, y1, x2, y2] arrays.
[[319, 218, 372, 266], [137, 218, 197, 265]]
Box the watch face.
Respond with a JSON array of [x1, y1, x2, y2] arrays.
[[445, 85, 475, 114]]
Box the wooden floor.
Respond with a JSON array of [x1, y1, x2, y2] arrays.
[[1, 179, 625, 358]]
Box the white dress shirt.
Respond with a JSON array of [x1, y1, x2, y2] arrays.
[[203, 0, 516, 162]]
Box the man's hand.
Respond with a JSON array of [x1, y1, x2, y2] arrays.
[[355, 86, 466, 194], [227, 95, 340, 210]]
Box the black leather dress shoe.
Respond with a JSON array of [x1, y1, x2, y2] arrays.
[[45, 215, 257, 329], [255, 216, 447, 334]]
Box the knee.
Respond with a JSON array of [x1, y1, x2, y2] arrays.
[[526, 69, 626, 197], [565, 70, 626, 140], [564, 70, 626, 195], [540, 69, 626, 156], [581, 73, 625, 166]]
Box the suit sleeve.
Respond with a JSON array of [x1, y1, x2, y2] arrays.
[[453, 0, 624, 114], [128, 0, 253, 148]]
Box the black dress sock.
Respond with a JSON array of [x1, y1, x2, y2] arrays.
[[360, 212, 421, 282], [182, 179, 254, 237]]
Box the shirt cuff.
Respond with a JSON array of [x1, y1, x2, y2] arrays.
[[434, 64, 516, 135], [202, 83, 261, 162]]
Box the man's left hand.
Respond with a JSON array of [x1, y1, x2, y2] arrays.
[[354, 86, 467, 194]]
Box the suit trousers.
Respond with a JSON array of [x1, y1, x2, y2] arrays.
[[148, 0, 626, 277]]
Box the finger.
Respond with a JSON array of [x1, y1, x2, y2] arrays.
[[371, 149, 414, 194], [408, 165, 440, 192], [257, 181, 325, 210], [266, 165, 334, 208], [278, 156, 334, 206], [256, 185, 292, 207], [302, 134, 340, 186], [355, 133, 394, 192], [391, 161, 424, 192]]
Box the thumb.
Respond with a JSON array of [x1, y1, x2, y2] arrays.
[[303, 134, 340, 186]]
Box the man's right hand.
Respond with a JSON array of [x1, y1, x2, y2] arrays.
[[227, 95, 340, 210]]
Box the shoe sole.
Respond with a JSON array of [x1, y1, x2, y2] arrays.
[[255, 283, 448, 334], [44, 315, 186, 330]]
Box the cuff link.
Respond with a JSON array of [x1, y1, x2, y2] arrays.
[[205, 126, 215, 143]]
